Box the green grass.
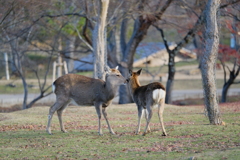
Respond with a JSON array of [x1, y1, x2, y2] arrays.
[[0, 103, 239, 159], [27, 53, 50, 62], [0, 79, 53, 94], [0, 83, 43, 94]]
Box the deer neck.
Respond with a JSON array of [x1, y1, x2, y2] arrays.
[[130, 78, 141, 93], [104, 79, 118, 98]]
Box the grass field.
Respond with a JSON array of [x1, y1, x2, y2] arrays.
[[0, 103, 239, 159]]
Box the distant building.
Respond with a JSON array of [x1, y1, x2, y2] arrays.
[[74, 42, 196, 71], [74, 54, 94, 71], [133, 42, 196, 68]]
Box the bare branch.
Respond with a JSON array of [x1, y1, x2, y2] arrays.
[[220, 0, 240, 9], [73, 25, 93, 51]]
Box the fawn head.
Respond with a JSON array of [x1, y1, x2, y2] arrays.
[[126, 68, 142, 83]]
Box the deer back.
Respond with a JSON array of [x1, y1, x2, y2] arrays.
[[134, 82, 165, 106], [53, 68, 126, 106]]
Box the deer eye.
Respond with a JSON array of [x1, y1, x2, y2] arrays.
[[116, 74, 120, 77]]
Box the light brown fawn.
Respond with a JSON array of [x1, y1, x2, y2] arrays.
[[127, 69, 167, 136], [46, 66, 127, 135]]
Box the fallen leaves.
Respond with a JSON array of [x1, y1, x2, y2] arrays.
[[0, 124, 46, 132]]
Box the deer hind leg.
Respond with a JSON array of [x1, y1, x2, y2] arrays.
[[158, 99, 167, 136], [102, 107, 115, 135], [46, 101, 65, 135], [57, 102, 70, 133], [144, 109, 151, 132], [94, 102, 103, 135], [136, 106, 143, 135], [143, 105, 152, 136]]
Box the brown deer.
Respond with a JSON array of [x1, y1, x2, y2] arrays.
[[127, 69, 167, 136], [46, 66, 127, 135]]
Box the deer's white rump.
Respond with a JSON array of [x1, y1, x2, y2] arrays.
[[152, 89, 165, 104]]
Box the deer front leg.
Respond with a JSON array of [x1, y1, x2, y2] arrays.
[[95, 103, 103, 135], [102, 107, 115, 135], [136, 107, 143, 135], [143, 106, 152, 136]]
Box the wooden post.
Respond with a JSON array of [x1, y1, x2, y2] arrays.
[[53, 61, 56, 82], [63, 61, 68, 74], [52, 57, 68, 82], [4, 53, 10, 80], [57, 54, 62, 78], [53, 39, 68, 82]]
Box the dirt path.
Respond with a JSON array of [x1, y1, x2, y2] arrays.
[[1, 88, 240, 107]]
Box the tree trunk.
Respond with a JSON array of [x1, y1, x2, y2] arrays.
[[165, 53, 175, 104], [4, 53, 10, 80], [119, 65, 133, 104], [64, 36, 76, 73], [107, 24, 120, 68], [221, 62, 240, 103], [221, 82, 231, 103], [21, 77, 28, 110], [200, 0, 222, 125], [93, 0, 109, 80]]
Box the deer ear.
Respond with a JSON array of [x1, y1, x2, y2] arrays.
[[115, 66, 119, 70], [129, 70, 132, 75], [105, 66, 111, 73], [137, 69, 142, 75]]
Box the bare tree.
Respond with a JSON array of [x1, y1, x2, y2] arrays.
[[92, 0, 110, 79], [219, 45, 240, 103], [0, 0, 71, 109], [118, 0, 174, 104], [219, 7, 240, 102], [200, 0, 222, 124], [153, 0, 240, 104]]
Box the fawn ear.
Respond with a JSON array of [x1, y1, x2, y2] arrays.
[[115, 66, 119, 70], [137, 69, 142, 75], [129, 70, 132, 75]]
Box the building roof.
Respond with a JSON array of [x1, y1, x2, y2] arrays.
[[74, 42, 196, 71], [74, 54, 94, 71], [135, 42, 173, 60]]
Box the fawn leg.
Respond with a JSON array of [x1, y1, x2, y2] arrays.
[[158, 100, 167, 136], [136, 106, 143, 135]]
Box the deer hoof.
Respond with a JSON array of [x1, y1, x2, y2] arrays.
[[47, 132, 53, 135], [162, 132, 167, 136], [62, 130, 67, 133], [142, 133, 146, 136], [98, 132, 103, 136], [46, 130, 52, 135]]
